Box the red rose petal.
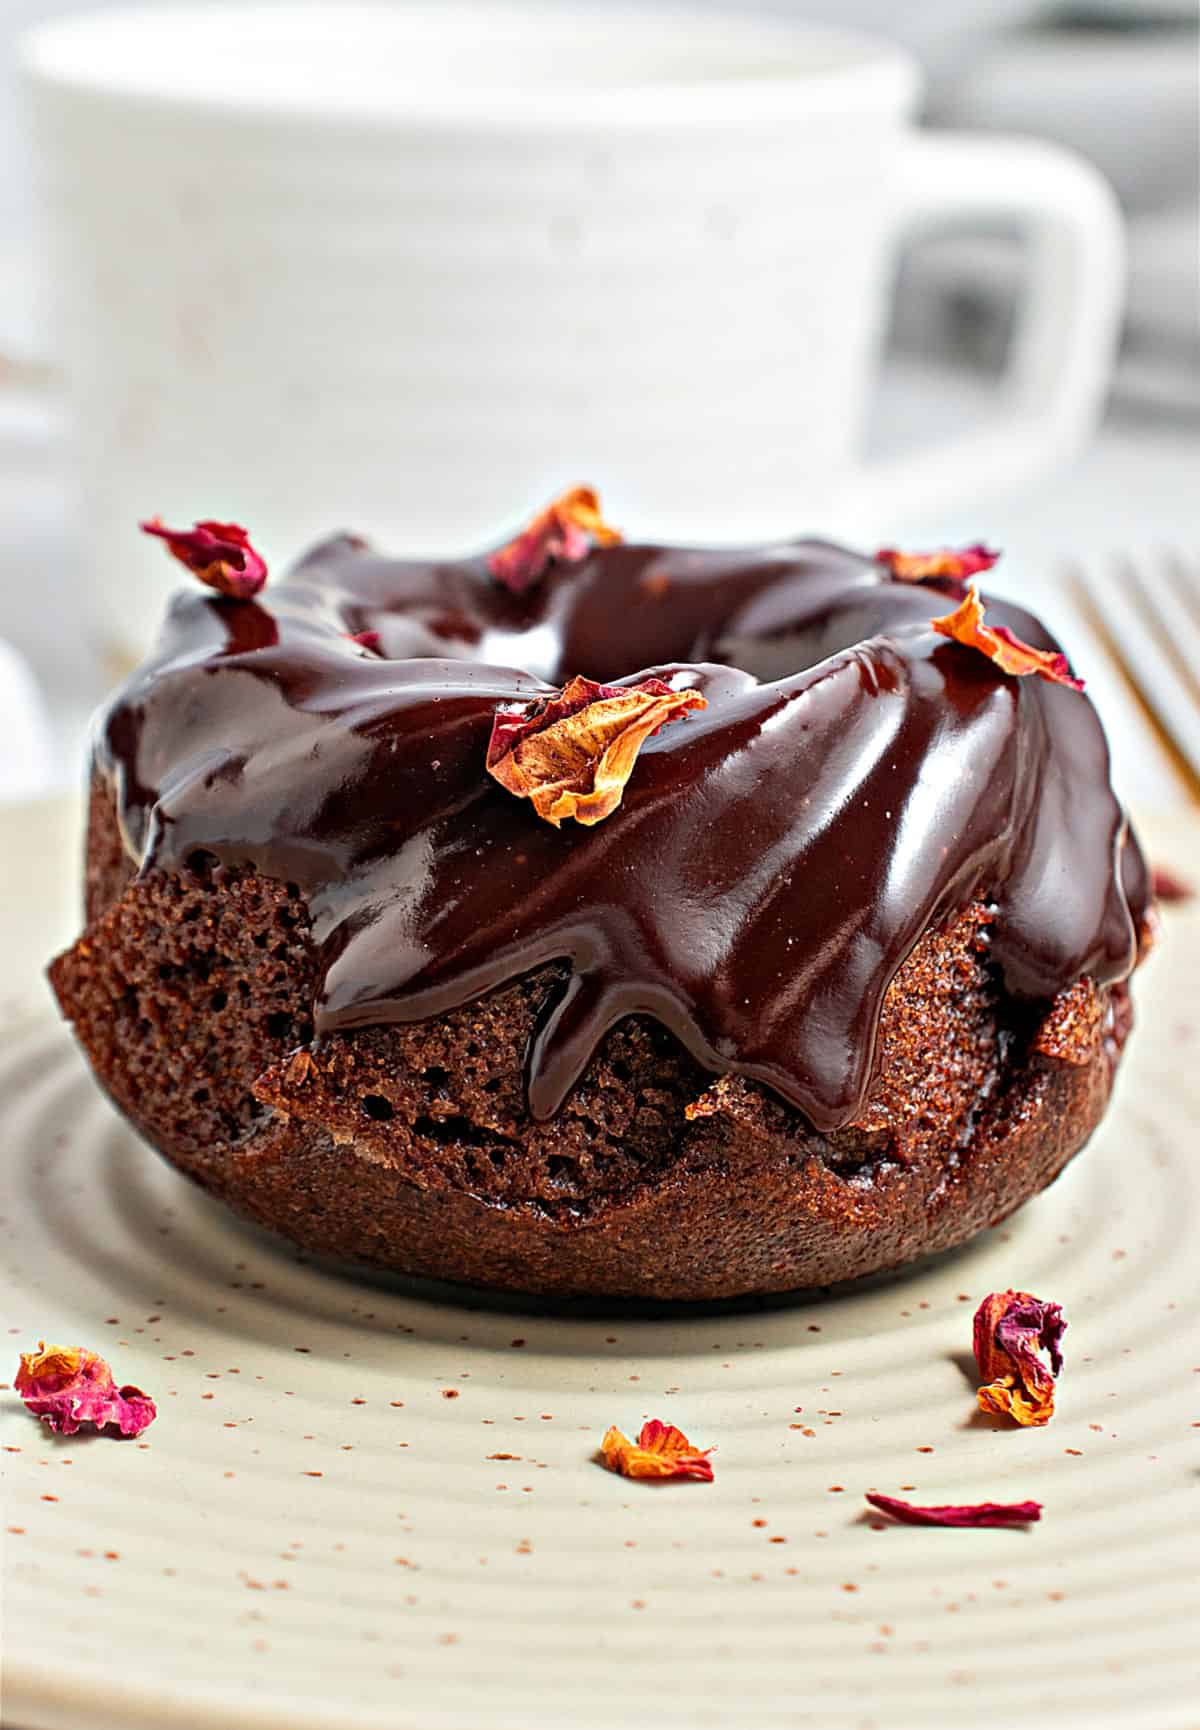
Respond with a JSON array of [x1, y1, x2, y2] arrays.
[[932, 586, 1084, 691], [486, 486, 622, 593], [865, 1493, 1041, 1528], [973, 1289, 1065, 1427], [141, 518, 268, 599], [15, 1342, 156, 1439], [1151, 865, 1193, 904], [486, 674, 706, 827], [876, 543, 1000, 588], [601, 1419, 714, 1482]]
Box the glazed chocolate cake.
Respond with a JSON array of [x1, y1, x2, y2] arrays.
[[50, 499, 1150, 1299]]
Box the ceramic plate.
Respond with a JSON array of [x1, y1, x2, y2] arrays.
[[2, 799, 1198, 1730]]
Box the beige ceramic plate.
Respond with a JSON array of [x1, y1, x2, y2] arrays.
[[2, 799, 1198, 1730]]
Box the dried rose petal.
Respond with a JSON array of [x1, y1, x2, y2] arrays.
[[866, 1492, 1041, 1528], [14, 1342, 156, 1438], [486, 674, 706, 827], [973, 1289, 1066, 1427], [140, 517, 268, 598], [486, 486, 622, 593], [345, 630, 382, 651], [1151, 865, 1194, 904], [876, 544, 1000, 587], [932, 586, 1084, 691], [601, 1419, 714, 1482]]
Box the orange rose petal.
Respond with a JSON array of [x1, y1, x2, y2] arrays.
[[932, 586, 1084, 691], [140, 517, 268, 598], [14, 1341, 156, 1438], [972, 1290, 1065, 1427], [976, 1377, 1056, 1427], [876, 544, 999, 584], [601, 1419, 714, 1482], [486, 674, 706, 827], [487, 486, 622, 593]]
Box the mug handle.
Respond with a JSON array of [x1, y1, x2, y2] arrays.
[[859, 132, 1124, 525]]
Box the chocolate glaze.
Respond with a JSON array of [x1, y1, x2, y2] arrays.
[[97, 534, 1148, 1132]]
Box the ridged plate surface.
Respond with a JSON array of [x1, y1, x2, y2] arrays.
[[2, 817, 1199, 1730]]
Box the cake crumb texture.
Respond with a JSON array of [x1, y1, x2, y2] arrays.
[[48, 777, 1122, 1299]]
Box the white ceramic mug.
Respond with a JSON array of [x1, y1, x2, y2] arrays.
[[23, 2, 1124, 656]]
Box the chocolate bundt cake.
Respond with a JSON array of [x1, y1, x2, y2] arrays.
[[50, 496, 1150, 1299]]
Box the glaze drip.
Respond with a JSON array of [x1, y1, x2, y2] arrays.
[[97, 533, 1147, 1132]]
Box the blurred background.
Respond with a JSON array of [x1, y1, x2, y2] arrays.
[[0, 0, 1197, 806]]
